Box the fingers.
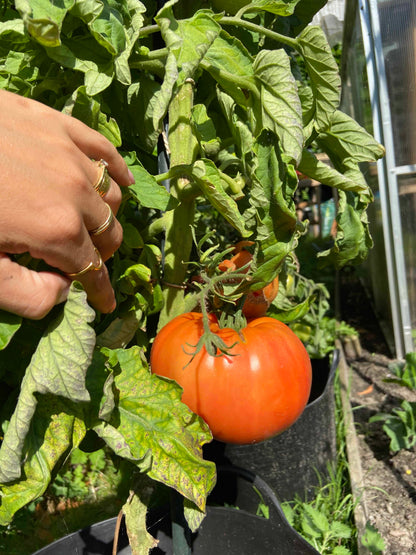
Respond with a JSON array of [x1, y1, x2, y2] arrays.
[[65, 247, 117, 314], [0, 254, 71, 320], [88, 202, 123, 262], [65, 116, 134, 188], [0, 91, 134, 318], [27, 201, 120, 314]]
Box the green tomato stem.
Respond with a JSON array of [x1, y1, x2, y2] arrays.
[[158, 81, 199, 329], [220, 16, 298, 49]]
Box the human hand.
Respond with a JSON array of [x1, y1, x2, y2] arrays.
[[0, 89, 135, 319]]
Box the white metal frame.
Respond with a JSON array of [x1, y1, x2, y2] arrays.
[[358, 0, 414, 358]]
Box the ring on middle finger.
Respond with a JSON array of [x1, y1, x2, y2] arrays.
[[93, 159, 111, 197], [89, 202, 114, 237]]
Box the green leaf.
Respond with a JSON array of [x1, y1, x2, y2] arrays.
[[281, 502, 295, 526], [332, 547, 351, 555], [248, 131, 304, 287], [128, 163, 174, 211], [96, 347, 216, 511], [15, 0, 75, 47], [361, 522, 386, 553], [296, 26, 341, 131], [290, 0, 327, 35], [298, 148, 370, 194], [63, 86, 121, 146], [45, 38, 114, 95], [317, 110, 385, 165], [301, 503, 329, 538], [330, 520, 353, 539], [192, 103, 221, 157], [96, 312, 142, 350], [87, 3, 126, 56], [269, 293, 314, 323], [151, 50, 178, 133], [318, 189, 373, 268], [192, 159, 251, 238], [0, 18, 28, 47], [184, 497, 207, 533], [385, 352, 416, 390], [216, 89, 254, 159], [203, 30, 257, 106], [156, 6, 220, 85], [0, 311, 22, 351], [242, 0, 301, 16], [0, 395, 85, 525], [123, 489, 158, 554], [254, 48, 303, 163], [0, 285, 95, 483]]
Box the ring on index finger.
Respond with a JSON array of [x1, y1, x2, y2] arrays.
[[67, 247, 103, 279], [93, 159, 111, 197]]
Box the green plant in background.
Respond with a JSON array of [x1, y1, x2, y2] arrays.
[[384, 351, 416, 391], [360, 522, 386, 554], [0, 0, 384, 550], [282, 368, 356, 553], [283, 500, 353, 554], [282, 365, 386, 555], [370, 400, 416, 452]]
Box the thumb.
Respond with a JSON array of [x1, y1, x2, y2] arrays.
[[0, 254, 71, 320]]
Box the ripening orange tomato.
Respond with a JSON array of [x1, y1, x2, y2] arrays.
[[218, 242, 279, 319]]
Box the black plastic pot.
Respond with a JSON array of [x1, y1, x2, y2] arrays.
[[204, 351, 340, 502], [32, 466, 319, 555]]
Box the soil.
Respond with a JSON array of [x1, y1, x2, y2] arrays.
[[339, 272, 416, 555]]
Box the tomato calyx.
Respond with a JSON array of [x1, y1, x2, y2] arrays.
[[184, 272, 246, 362]]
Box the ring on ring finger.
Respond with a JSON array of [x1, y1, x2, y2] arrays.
[[89, 203, 114, 237], [67, 247, 103, 279], [93, 159, 111, 197]]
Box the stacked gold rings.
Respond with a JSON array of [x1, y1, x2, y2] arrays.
[[67, 247, 103, 279], [89, 203, 114, 237], [93, 159, 111, 197]]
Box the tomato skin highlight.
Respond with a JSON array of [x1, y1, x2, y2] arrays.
[[150, 313, 312, 445]]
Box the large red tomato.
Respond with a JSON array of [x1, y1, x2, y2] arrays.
[[150, 312, 312, 445]]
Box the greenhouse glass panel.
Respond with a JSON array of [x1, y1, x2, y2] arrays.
[[342, 0, 416, 357], [378, 0, 416, 167], [397, 173, 416, 341], [341, 0, 393, 350]]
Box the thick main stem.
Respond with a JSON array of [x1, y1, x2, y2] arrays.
[[158, 81, 198, 329]]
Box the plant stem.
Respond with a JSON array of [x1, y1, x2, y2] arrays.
[[158, 81, 199, 329], [138, 24, 160, 38], [220, 16, 298, 49]]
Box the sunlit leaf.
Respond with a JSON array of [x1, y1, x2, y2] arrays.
[[95, 347, 216, 511], [0, 285, 95, 483], [0, 395, 85, 525], [254, 48, 303, 163], [0, 311, 22, 351], [296, 26, 341, 131], [192, 159, 251, 238], [15, 0, 75, 47]]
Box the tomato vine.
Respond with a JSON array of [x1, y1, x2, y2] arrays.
[[0, 1, 385, 551]]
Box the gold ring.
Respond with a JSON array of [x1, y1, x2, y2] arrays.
[[67, 247, 103, 279], [93, 159, 111, 197], [89, 203, 114, 237]]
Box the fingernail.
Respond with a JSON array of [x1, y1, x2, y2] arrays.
[[128, 169, 135, 184]]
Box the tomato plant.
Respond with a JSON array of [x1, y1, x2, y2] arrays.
[[217, 242, 280, 319], [151, 312, 312, 444], [0, 1, 385, 551]]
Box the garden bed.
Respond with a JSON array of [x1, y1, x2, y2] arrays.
[[339, 273, 416, 554]]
